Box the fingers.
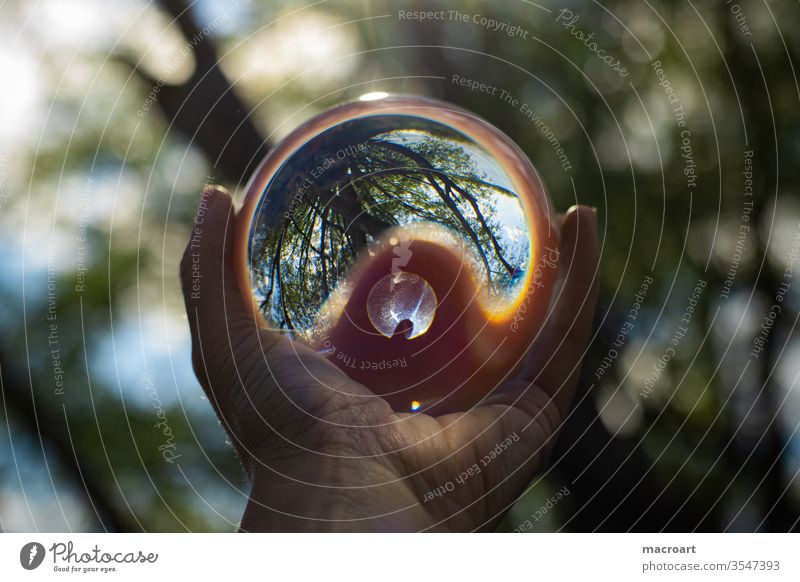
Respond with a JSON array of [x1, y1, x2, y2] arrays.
[[179, 185, 264, 403], [180, 185, 251, 327], [523, 205, 600, 416]]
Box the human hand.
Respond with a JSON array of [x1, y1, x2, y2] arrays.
[[180, 185, 599, 532]]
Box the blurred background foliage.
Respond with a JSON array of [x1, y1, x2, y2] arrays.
[[1, 0, 799, 531]]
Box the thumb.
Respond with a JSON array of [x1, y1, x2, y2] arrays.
[[522, 205, 600, 416]]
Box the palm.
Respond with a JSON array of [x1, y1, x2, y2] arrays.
[[183, 188, 598, 531], [223, 331, 558, 531]]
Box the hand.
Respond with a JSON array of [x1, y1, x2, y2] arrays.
[[180, 185, 599, 532]]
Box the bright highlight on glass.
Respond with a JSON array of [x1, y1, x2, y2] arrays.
[[359, 91, 389, 101]]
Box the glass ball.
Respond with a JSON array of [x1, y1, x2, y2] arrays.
[[236, 95, 559, 413]]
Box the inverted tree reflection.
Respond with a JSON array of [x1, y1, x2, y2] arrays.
[[249, 115, 530, 337]]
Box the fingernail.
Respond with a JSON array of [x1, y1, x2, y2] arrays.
[[196, 184, 229, 223], [202, 184, 229, 204], [579, 205, 598, 234], [588, 206, 598, 228]]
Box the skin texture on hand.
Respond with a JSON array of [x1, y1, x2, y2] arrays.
[[180, 185, 599, 532]]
